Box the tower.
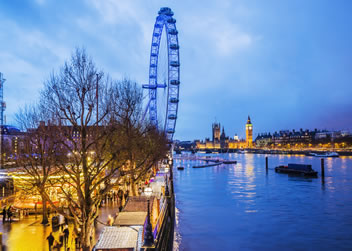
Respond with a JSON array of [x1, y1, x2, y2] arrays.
[[245, 116, 253, 148], [212, 122, 220, 142]]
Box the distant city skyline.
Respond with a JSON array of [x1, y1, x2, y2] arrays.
[[1, 0, 352, 140], [185, 117, 351, 142]]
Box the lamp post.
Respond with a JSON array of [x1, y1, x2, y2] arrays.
[[143, 186, 154, 248]]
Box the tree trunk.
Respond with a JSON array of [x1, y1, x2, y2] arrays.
[[41, 195, 49, 225], [81, 220, 93, 251]]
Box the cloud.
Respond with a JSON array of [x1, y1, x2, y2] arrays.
[[86, 0, 143, 25], [34, 0, 46, 6], [216, 26, 252, 55], [0, 18, 70, 65], [182, 15, 254, 56], [0, 17, 72, 124], [1, 0, 351, 139]]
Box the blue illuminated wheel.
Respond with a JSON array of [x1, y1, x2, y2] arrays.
[[143, 7, 180, 142]]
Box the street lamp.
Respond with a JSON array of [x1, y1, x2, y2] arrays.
[[143, 186, 154, 248]]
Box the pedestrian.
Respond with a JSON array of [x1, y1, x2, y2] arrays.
[[107, 215, 114, 226], [47, 232, 55, 251], [2, 207, 6, 222], [59, 232, 64, 247], [59, 214, 65, 230], [7, 206, 12, 223], [63, 225, 69, 248], [74, 229, 81, 249]]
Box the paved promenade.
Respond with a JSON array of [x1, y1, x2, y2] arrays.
[[0, 202, 118, 250]]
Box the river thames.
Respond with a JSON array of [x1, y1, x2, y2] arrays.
[[173, 153, 352, 251]]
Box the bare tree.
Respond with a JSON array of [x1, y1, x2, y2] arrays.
[[15, 104, 60, 224], [16, 48, 169, 250], [36, 48, 125, 250], [111, 79, 169, 195]]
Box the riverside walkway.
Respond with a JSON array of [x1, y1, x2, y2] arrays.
[[0, 201, 117, 250]]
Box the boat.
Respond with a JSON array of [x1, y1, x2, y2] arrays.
[[177, 166, 184, 170], [175, 149, 181, 154], [222, 160, 237, 164], [275, 163, 318, 177], [193, 162, 222, 168], [309, 152, 339, 158]]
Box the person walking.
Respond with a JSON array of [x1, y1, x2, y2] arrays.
[[47, 232, 55, 251], [7, 206, 12, 223], [2, 207, 6, 222], [73, 229, 81, 250], [59, 232, 64, 247], [63, 225, 69, 249]]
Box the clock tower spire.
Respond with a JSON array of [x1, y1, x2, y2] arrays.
[[246, 115, 253, 148]]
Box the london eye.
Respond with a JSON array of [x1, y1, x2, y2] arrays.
[[143, 7, 180, 142]]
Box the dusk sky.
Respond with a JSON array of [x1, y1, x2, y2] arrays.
[[0, 0, 351, 140]]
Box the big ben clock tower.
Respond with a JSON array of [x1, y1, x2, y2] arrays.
[[246, 116, 253, 148]]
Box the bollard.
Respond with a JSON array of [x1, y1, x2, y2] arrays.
[[0, 232, 2, 251], [321, 158, 325, 177], [265, 156, 268, 171]]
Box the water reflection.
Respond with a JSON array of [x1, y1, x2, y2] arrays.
[[174, 153, 352, 251]]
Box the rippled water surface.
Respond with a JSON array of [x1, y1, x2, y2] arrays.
[[173, 153, 352, 251]]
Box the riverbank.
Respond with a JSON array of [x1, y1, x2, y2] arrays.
[[176, 148, 352, 156], [246, 148, 352, 156]]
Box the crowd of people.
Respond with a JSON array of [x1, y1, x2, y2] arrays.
[[47, 225, 74, 251], [1, 206, 13, 222]]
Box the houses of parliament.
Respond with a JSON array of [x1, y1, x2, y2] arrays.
[[195, 116, 253, 150]]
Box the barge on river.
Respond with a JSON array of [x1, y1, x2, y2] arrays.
[[193, 162, 222, 168], [275, 163, 318, 177]]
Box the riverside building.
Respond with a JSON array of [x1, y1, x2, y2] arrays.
[[196, 116, 254, 150]]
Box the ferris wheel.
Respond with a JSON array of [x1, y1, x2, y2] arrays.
[[142, 7, 180, 142]]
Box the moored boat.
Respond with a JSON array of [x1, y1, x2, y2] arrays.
[[193, 162, 222, 168], [309, 152, 339, 158], [175, 149, 181, 154], [275, 163, 318, 177], [177, 166, 184, 170], [222, 160, 237, 164]]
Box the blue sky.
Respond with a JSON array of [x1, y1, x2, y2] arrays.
[[0, 0, 351, 140]]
